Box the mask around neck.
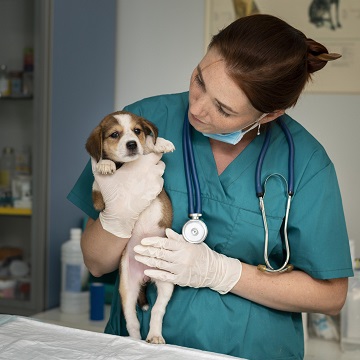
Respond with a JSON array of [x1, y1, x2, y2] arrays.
[[201, 113, 267, 145]]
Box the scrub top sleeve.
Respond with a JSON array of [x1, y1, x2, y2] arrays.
[[289, 160, 353, 279], [67, 159, 99, 220]]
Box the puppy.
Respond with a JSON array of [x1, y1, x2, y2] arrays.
[[86, 110, 175, 344]]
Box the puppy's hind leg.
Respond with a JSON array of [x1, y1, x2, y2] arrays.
[[146, 281, 174, 344]]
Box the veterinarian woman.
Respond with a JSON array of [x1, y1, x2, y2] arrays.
[[68, 14, 353, 360]]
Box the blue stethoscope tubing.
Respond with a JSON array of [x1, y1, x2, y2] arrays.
[[255, 118, 294, 273], [183, 109, 202, 215], [182, 109, 295, 273], [182, 110, 208, 243]]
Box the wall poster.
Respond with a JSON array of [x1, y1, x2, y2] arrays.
[[205, 0, 360, 93]]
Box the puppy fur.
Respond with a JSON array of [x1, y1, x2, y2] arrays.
[[86, 111, 175, 344]]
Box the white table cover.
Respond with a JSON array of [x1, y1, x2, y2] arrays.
[[0, 315, 243, 360]]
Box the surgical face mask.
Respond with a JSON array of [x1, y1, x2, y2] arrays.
[[202, 113, 268, 145]]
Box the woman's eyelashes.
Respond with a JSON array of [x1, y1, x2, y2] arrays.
[[194, 74, 231, 118], [216, 103, 231, 117]]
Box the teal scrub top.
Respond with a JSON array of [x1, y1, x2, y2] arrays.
[[68, 92, 353, 360]]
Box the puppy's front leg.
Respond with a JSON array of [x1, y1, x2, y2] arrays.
[[145, 137, 175, 154], [96, 159, 116, 174]]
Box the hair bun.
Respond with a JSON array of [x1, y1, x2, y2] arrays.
[[306, 38, 341, 73]]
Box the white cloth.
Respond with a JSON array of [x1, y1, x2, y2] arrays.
[[0, 315, 243, 360]]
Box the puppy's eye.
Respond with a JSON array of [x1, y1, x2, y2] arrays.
[[110, 132, 119, 139], [134, 128, 141, 135]]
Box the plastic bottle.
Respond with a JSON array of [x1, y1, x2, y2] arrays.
[[0, 64, 10, 97], [0, 147, 16, 186], [22, 48, 34, 97], [60, 228, 89, 314], [0, 147, 16, 205]]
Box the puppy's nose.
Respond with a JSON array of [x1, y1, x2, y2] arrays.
[[126, 140, 137, 150]]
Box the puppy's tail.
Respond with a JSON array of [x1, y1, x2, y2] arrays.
[[137, 283, 149, 311]]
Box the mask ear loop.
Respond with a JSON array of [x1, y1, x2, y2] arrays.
[[257, 113, 269, 136]]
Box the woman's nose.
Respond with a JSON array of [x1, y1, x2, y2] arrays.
[[191, 94, 208, 118]]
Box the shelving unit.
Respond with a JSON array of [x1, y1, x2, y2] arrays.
[[0, 0, 49, 316], [0, 207, 31, 216]]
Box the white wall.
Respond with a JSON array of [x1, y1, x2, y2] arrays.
[[287, 94, 360, 254], [115, 0, 360, 257], [115, 0, 205, 108]]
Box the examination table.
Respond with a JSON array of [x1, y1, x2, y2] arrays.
[[0, 314, 242, 359]]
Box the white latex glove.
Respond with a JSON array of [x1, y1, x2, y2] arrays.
[[91, 153, 165, 238], [134, 228, 242, 294]]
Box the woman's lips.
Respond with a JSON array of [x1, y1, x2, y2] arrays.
[[189, 112, 205, 126]]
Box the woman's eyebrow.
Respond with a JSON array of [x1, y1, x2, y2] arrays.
[[197, 65, 206, 90], [197, 64, 239, 115], [217, 100, 238, 114]]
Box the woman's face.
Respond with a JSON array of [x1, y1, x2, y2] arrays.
[[188, 48, 263, 134]]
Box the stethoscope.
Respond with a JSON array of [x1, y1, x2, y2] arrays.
[[182, 109, 295, 273]]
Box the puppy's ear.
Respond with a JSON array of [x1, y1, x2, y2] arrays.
[[141, 118, 159, 144], [85, 125, 103, 162]]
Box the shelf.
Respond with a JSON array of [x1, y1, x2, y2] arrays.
[[0, 95, 33, 101], [0, 207, 31, 216]]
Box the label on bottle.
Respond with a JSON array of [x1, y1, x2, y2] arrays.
[[0, 170, 10, 188], [65, 264, 82, 292], [0, 78, 10, 96], [64, 263, 89, 292]]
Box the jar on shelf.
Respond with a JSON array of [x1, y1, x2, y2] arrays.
[[0, 147, 16, 206], [23, 47, 34, 97], [9, 71, 23, 97], [0, 64, 10, 97]]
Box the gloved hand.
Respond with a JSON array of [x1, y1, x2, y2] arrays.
[[134, 229, 242, 294], [91, 153, 165, 238]]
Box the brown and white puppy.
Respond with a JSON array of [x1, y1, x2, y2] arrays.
[[86, 110, 175, 344]]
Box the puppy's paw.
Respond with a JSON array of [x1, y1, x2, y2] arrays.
[[154, 138, 175, 154], [96, 159, 116, 174], [146, 335, 166, 344]]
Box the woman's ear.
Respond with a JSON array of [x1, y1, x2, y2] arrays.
[[260, 110, 285, 124]]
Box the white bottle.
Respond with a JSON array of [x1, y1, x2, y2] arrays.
[[60, 228, 89, 314]]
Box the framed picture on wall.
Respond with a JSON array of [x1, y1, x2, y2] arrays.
[[205, 0, 360, 93]]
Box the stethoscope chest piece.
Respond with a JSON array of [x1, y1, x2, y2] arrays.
[[182, 215, 208, 244]]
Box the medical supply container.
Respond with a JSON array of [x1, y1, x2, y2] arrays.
[[0, 147, 16, 187], [341, 260, 360, 352], [60, 228, 89, 314], [0, 147, 16, 206], [9, 71, 22, 97], [0, 64, 10, 97], [90, 282, 105, 321]]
